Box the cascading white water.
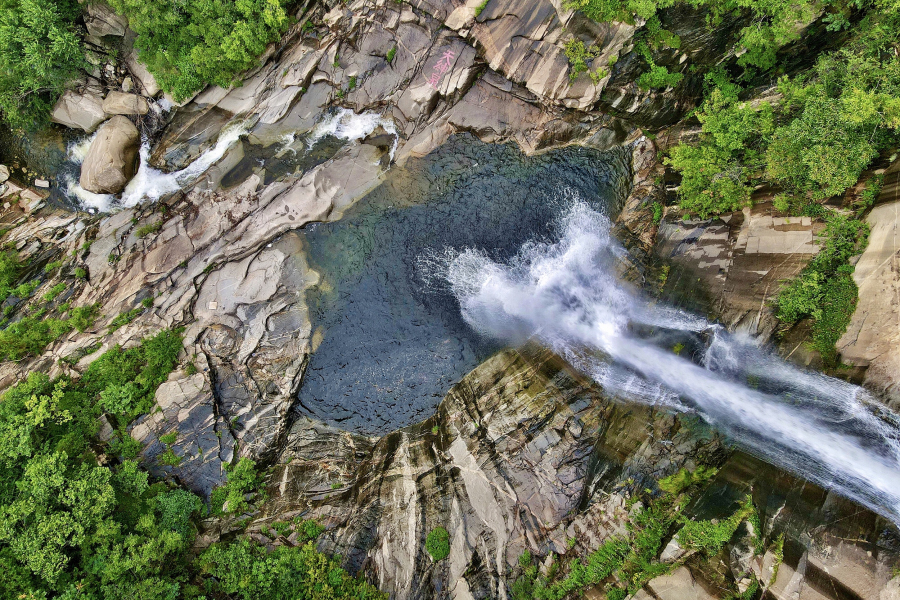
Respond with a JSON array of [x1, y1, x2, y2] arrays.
[[428, 198, 900, 524], [63, 108, 397, 212], [118, 121, 250, 208]]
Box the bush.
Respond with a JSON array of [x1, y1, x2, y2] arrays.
[[564, 38, 601, 82], [210, 457, 260, 516], [107, 0, 291, 102], [637, 64, 683, 90], [425, 527, 450, 561], [69, 303, 100, 332], [0, 0, 85, 128], [677, 497, 755, 555], [0, 315, 71, 360], [776, 213, 868, 363], [200, 538, 387, 600], [81, 328, 183, 422], [43, 282, 65, 302], [135, 221, 163, 238]]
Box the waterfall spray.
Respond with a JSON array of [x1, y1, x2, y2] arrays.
[[429, 198, 900, 524]]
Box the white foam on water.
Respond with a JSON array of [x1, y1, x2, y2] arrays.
[[119, 121, 248, 207], [308, 108, 398, 158], [67, 133, 97, 165], [61, 172, 116, 213], [430, 197, 900, 524]]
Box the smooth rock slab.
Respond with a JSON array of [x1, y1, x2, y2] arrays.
[[838, 199, 900, 409], [646, 566, 717, 600], [102, 91, 150, 115], [51, 89, 108, 132]]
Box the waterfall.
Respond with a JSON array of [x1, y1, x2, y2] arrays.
[[429, 198, 900, 524]]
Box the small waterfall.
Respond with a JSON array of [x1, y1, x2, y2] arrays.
[[119, 121, 249, 208], [62, 108, 397, 213], [429, 198, 900, 524]]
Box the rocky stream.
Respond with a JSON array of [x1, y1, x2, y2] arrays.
[[2, 0, 900, 599]]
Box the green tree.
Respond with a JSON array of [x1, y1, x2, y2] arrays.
[[0, 0, 85, 128], [107, 0, 291, 101]]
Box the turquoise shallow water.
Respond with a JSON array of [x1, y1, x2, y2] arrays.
[[296, 134, 631, 434]]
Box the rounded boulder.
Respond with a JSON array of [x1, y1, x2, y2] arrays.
[[79, 116, 140, 194]]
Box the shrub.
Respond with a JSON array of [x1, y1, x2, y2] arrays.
[[0, 315, 71, 360], [135, 221, 163, 238], [425, 527, 450, 561], [677, 496, 755, 556], [386, 45, 397, 63], [43, 282, 65, 302], [108, 307, 143, 332], [200, 538, 387, 600], [210, 457, 260, 516], [564, 38, 600, 82], [776, 213, 868, 363], [106, 0, 291, 102], [637, 64, 683, 90], [293, 517, 325, 542], [0, 249, 21, 300], [69, 303, 100, 332]]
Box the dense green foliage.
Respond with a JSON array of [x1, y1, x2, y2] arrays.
[[667, 3, 900, 218], [0, 0, 292, 124], [666, 79, 774, 217], [106, 0, 291, 101], [0, 327, 382, 599], [425, 526, 450, 562], [200, 537, 386, 600], [776, 212, 869, 363], [209, 457, 261, 516], [565, 0, 833, 75], [0, 331, 199, 599], [0, 0, 84, 128]]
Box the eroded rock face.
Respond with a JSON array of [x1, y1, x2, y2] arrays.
[[657, 203, 823, 341], [262, 348, 725, 599], [79, 116, 140, 194], [51, 88, 108, 132]]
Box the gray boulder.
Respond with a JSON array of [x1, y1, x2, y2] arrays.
[[84, 2, 127, 37], [126, 49, 161, 97], [79, 116, 140, 194], [102, 91, 150, 116], [51, 89, 108, 132]]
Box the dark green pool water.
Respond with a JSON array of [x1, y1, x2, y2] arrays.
[[296, 134, 631, 434]]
